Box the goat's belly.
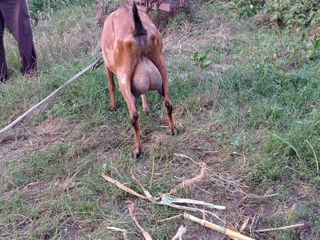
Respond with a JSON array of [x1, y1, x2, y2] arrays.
[[131, 57, 162, 97]]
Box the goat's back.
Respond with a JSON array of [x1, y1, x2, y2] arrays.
[[101, 5, 163, 75]]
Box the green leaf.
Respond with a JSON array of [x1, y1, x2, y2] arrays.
[[193, 51, 199, 61], [271, 133, 302, 162], [202, 60, 213, 68], [314, 39, 320, 50]]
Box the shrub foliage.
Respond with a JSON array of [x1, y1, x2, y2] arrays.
[[234, 0, 320, 28]]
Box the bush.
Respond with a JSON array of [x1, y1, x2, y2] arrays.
[[231, 0, 320, 28], [235, 0, 265, 19], [264, 0, 320, 28]]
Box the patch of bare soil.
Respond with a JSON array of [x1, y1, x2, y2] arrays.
[[0, 120, 75, 164]]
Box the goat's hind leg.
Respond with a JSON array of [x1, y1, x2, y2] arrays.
[[119, 74, 143, 158], [148, 54, 177, 135], [105, 66, 116, 111], [141, 94, 150, 115]]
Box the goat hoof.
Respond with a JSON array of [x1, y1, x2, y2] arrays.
[[143, 108, 150, 115], [110, 106, 117, 111], [133, 148, 142, 159], [171, 128, 178, 136]]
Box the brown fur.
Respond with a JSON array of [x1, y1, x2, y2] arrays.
[[101, 3, 176, 158]]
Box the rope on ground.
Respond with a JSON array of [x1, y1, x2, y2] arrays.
[[0, 57, 104, 138]]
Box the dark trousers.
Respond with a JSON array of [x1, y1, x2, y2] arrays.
[[0, 0, 37, 79]]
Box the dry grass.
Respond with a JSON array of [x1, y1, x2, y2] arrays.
[[35, 11, 101, 67], [0, 120, 76, 164]]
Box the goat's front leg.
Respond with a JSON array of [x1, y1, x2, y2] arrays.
[[119, 75, 142, 158]]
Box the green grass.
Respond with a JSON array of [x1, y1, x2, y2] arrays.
[[1, 1, 320, 239]]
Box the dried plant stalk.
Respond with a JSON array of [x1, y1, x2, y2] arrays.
[[170, 162, 206, 194], [128, 202, 153, 240], [131, 173, 153, 198], [255, 223, 304, 233], [101, 173, 225, 222], [239, 217, 250, 233], [171, 225, 187, 240], [106, 227, 128, 240], [184, 213, 254, 240], [101, 174, 154, 200]]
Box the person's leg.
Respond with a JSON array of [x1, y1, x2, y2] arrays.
[[0, 11, 7, 81], [1, 0, 37, 76], [18, 0, 37, 76]]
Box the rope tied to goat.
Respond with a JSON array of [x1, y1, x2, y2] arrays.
[[0, 57, 103, 138]]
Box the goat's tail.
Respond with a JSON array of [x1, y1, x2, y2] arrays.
[[131, 0, 146, 37]]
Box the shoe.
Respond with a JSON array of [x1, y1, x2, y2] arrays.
[[23, 70, 38, 78], [0, 74, 7, 83]]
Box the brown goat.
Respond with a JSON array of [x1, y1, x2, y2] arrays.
[[101, 0, 176, 158]]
